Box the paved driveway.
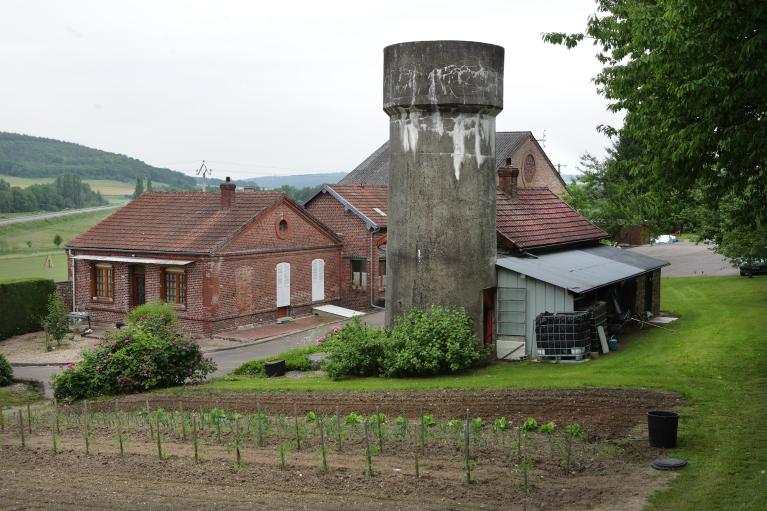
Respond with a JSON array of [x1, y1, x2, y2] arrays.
[[12, 310, 386, 397], [627, 240, 739, 277]]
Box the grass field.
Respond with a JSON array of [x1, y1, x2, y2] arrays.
[[170, 276, 767, 510], [0, 173, 137, 196], [0, 209, 118, 281]]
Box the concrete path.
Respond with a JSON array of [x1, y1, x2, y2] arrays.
[[627, 239, 739, 277], [11, 310, 385, 398], [0, 204, 120, 226]]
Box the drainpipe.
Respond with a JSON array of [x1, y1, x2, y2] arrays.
[[369, 228, 384, 310], [69, 249, 76, 311]]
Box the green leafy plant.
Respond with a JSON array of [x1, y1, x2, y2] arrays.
[[562, 423, 584, 473], [305, 411, 317, 422], [52, 301, 215, 402], [494, 417, 510, 432], [41, 292, 69, 351], [0, 353, 12, 386], [383, 306, 483, 377], [323, 319, 387, 380], [345, 411, 364, 426], [522, 417, 539, 432]]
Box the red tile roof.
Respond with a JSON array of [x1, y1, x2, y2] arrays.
[[68, 191, 284, 254], [326, 184, 389, 228], [496, 188, 608, 250]]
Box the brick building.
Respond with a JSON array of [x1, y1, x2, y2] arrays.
[[304, 185, 387, 309], [65, 179, 342, 335], [313, 161, 667, 357], [340, 131, 567, 194]]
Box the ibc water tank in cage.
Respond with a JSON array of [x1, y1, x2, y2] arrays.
[[534, 311, 591, 360]]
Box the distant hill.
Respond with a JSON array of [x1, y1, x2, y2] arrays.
[[240, 172, 348, 189], [561, 174, 579, 184], [0, 132, 196, 188]]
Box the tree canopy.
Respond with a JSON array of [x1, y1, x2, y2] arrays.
[[545, 0, 767, 261]]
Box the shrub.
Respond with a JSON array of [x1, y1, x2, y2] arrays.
[[0, 278, 56, 340], [323, 319, 387, 380], [382, 306, 482, 377], [52, 302, 215, 402], [0, 353, 13, 386], [41, 292, 70, 350]]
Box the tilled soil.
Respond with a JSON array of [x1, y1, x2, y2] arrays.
[[0, 432, 672, 511], [93, 387, 684, 440], [0, 387, 683, 509]]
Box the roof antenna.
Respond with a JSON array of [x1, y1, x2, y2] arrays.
[[556, 163, 567, 174], [196, 160, 212, 192], [536, 129, 547, 148]]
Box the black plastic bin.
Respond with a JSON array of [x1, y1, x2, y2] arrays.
[[647, 411, 679, 448], [264, 359, 287, 377]]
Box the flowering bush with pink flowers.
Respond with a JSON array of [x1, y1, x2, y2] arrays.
[[53, 302, 215, 402]]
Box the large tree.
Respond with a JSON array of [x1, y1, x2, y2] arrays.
[[545, 0, 767, 261]]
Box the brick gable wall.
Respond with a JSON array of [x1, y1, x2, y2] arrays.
[[305, 192, 385, 310], [500, 138, 566, 194]]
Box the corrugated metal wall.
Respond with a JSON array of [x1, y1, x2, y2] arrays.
[[497, 268, 574, 357]]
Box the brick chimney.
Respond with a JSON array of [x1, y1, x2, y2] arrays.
[[220, 176, 236, 210], [498, 158, 520, 198]]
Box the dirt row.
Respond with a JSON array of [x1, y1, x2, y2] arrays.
[[90, 387, 684, 440]]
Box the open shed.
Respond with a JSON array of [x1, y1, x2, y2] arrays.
[[495, 245, 668, 360]]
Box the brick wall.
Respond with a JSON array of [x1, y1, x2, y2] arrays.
[[499, 138, 566, 194], [55, 280, 73, 311], [305, 191, 386, 309], [650, 269, 661, 315], [68, 199, 343, 336], [634, 274, 646, 315]]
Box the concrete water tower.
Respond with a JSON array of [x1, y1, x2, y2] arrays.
[[383, 40, 504, 339]]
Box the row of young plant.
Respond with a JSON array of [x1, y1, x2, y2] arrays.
[[1, 402, 586, 486]]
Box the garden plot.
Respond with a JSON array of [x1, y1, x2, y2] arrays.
[[0, 387, 681, 510]]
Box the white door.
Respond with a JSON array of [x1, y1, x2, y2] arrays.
[[276, 262, 290, 307], [311, 258, 325, 302]]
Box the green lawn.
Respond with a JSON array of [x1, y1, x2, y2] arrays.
[[171, 276, 767, 510], [0, 386, 44, 408], [0, 209, 115, 255], [0, 251, 68, 281]]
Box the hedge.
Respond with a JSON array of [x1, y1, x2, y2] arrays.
[[0, 278, 56, 340]]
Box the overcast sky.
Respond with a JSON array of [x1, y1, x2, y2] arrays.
[[0, 0, 621, 180]]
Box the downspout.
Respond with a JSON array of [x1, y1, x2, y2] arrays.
[[69, 249, 76, 311], [369, 227, 384, 310]]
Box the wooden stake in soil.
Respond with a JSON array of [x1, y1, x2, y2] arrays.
[[83, 400, 90, 455], [419, 411, 426, 456], [335, 406, 342, 452], [179, 403, 187, 442], [192, 413, 199, 464], [464, 408, 472, 484], [293, 404, 301, 451], [364, 419, 374, 477], [375, 405, 383, 454], [26, 403, 32, 435], [234, 417, 241, 467], [18, 410, 25, 448], [1, 405, 5, 433], [256, 402, 264, 447], [413, 421, 420, 478], [50, 411, 58, 454], [319, 416, 328, 474], [156, 411, 163, 460]]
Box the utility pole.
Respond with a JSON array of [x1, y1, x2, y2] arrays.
[[536, 129, 547, 148], [556, 163, 568, 174], [196, 160, 212, 192]]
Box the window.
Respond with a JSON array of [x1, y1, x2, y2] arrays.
[[275, 217, 290, 239], [92, 263, 113, 301], [279, 219, 288, 234], [378, 258, 386, 291], [351, 259, 367, 291], [162, 268, 186, 305]]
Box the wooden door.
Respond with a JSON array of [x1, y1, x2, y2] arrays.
[[131, 272, 145, 307]]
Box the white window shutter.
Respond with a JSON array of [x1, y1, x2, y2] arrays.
[[311, 259, 325, 302], [276, 262, 290, 307]]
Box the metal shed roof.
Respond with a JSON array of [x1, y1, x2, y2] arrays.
[[496, 246, 669, 294]]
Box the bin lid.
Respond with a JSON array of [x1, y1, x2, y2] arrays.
[[651, 458, 688, 471]]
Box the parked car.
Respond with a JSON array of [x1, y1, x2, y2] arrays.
[[739, 259, 767, 277]]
